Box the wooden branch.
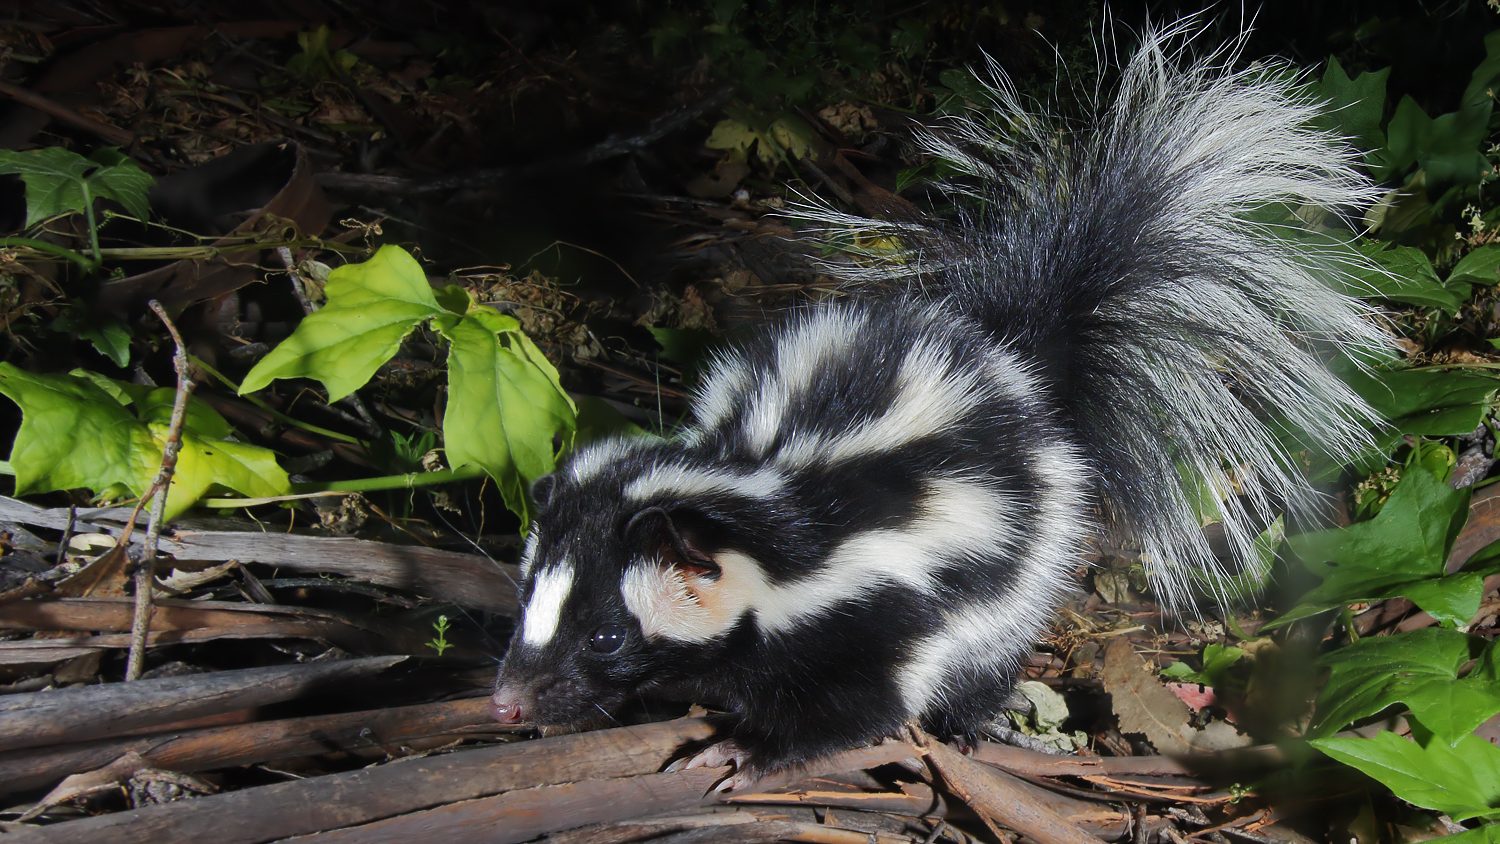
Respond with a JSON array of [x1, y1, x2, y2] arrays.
[[297, 741, 926, 843], [0, 596, 443, 662], [0, 78, 135, 146], [8, 717, 717, 843], [0, 697, 496, 795], [972, 740, 1286, 780], [0, 496, 518, 614], [0, 656, 406, 753]]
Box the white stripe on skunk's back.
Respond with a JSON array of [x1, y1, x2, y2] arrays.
[[897, 441, 1093, 719]]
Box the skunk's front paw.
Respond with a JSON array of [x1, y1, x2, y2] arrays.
[[667, 739, 761, 793]]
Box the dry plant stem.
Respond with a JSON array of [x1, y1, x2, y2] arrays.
[[125, 301, 195, 682], [276, 245, 316, 313]]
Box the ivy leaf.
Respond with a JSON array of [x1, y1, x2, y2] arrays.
[[154, 427, 290, 519], [1397, 571, 1491, 628], [440, 306, 576, 522], [240, 245, 442, 401], [1350, 243, 1465, 313], [1440, 826, 1500, 844], [1160, 643, 1245, 688], [1284, 464, 1473, 626], [1308, 629, 1500, 743], [1311, 730, 1500, 822], [1314, 57, 1389, 154], [81, 321, 132, 367], [0, 146, 153, 227]]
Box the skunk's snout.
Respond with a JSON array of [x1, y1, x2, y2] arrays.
[[490, 685, 529, 724]]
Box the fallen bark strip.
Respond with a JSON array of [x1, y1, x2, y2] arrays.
[[8, 718, 717, 843], [917, 730, 1104, 844], [282, 769, 728, 844], [0, 597, 438, 656], [544, 808, 937, 844], [0, 697, 497, 795], [974, 741, 1286, 780], [0, 656, 406, 753], [0, 497, 517, 614], [288, 739, 923, 844], [740, 777, 1131, 840]]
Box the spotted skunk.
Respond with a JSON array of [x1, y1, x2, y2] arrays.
[[489, 25, 1391, 788]]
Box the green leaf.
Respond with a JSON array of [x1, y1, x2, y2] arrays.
[[1373, 96, 1430, 181], [83, 148, 153, 221], [1398, 572, 1489, 628], [1342, 364, 1498, 443], [0, 363, 152, 498], [1161, 643, 1245, 687], [1309, 629, 1500, 742], [1439, 826, 1500, 844], [1311, 731, 1500, 821], [439, 306, 576, 522], [1449, 245, 1500, 288], [1285, 462, 1473, 624], [240, 245, 442, 401], [1315, 58, 1389, 154], [0, 146, 153, 228], [80, 320, 132, 367], [1351, 243, 1465, 313], [574, 394, 650, 443], [156, 427, 289, 519], [0, 365, 289, 520]]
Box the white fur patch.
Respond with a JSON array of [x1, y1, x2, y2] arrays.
[[521, 561, 575, 646], [690, 355, 754, 436], [625, 464, 786, 503], [795, 339, 985, 467], [742, 309, 866, 455], [622, 550, 771, 642], [567, 438, 644, 484]]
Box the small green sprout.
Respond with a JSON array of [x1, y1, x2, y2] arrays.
[[426, 614, 453, 656]]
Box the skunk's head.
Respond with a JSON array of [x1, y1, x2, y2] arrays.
[[490, 438, 797, 730]]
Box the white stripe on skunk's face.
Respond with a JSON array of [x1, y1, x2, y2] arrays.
[[520, 560, 575, 646]]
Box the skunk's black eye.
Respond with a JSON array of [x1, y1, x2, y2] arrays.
[[589, 624, 628, 654]]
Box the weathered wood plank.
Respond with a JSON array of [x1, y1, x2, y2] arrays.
[[8, 718, 716, 843], [0, 656, 406, 753], [0, 696, 497, 794]]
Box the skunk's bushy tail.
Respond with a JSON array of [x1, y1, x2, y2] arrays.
[[791, 23, 1393, 610]]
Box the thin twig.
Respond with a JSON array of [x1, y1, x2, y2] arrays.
[[125, 301, 196, 681], [0, 78, 135, 147], [55, 505, 77, 567], [276, 246, 316, 314]]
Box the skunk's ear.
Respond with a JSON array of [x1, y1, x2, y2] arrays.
[[624, 506, 721, 579], [530, 474, 558, 512]]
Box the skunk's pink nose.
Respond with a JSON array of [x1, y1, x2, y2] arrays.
[[490, 689, 525, 724]]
